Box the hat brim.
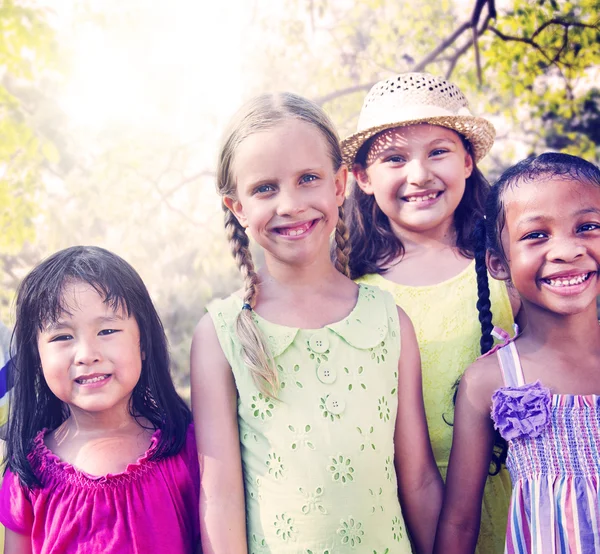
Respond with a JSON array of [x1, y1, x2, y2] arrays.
[[341, 115, 495, 167]]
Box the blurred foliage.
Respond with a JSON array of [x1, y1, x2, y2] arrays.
[[0, 0, 59, 252], [0, 0, 599, 391]]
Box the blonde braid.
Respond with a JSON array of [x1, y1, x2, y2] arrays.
[[223, 206, 279, 396], [333, 203, 351, 277]]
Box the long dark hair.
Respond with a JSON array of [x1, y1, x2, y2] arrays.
[[5, 245, 191, 488], [473, 152, 600, 473], [347, 130, 489, 279]]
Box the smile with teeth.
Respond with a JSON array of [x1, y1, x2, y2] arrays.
[[75, 374, 110, 385], [543, 272, 592, 287], [275, 220, 315, 236], [403, 191, 441, 203]]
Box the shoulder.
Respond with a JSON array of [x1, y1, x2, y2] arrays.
[[191, 313, 229, 366], [459, 354, 504, 413]]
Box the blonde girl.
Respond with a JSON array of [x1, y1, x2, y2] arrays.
[[342, 72, 520, 554], [191, 93, 442, 554]]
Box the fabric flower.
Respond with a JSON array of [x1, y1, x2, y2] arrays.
[[491, 381, 551, 441]]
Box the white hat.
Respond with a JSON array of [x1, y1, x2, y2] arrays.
[[341, 72, 496, 166]]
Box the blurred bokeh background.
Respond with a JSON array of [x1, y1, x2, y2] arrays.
[[1, 0, 599, 398]]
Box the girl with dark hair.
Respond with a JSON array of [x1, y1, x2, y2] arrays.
[[436, 153, 600, 553], [0, 246, 199, 554], [342, 72, 519, 554]]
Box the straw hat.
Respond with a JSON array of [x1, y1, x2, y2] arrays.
[[341, 72, 495, 166]]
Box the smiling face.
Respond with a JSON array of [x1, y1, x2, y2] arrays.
[[225, 118, 347, 268], [37, 281, 143, 418], [354, 124, 473, 239], [489, 177, 600, 317]]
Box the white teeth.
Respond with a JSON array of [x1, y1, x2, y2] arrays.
[[280, 223, 310, 236], [406, 192, 438, 202], [546, 273, 590, 287], [77, 374, 109, 384]]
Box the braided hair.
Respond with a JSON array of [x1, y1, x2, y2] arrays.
[[475, 152, 600, 474], [217, 92, 348, 396]]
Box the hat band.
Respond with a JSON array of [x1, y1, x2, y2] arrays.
[[356, 103, 474, 132]]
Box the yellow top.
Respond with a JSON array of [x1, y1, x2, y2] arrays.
[[358, 261, 514, 554]]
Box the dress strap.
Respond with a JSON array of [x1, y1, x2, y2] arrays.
[[496, 341, 525, 387]]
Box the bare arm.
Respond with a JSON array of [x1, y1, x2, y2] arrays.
[[433, 357, 500, 554], [5, 529, 33, 554], [394, 307, 443, 554], [190, 313, 248, 554]]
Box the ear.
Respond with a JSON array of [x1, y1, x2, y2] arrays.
[[334, 165, 348, 206], [352, 163, 374, 195], [223, 196, 248, 228], [464, 151, 474, 179], [486, 250, 511, 281], [141, 350, 146, 361]]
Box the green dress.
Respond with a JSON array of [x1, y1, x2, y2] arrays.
[[358, 261, 514, 554], [208, 284, 412, 553]]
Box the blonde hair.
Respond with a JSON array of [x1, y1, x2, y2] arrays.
[[217, 92, 350, 396]]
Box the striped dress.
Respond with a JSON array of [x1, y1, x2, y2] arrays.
[[491, 339, 600, 554]]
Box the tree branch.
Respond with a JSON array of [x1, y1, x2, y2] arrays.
[[412, 22, 470, 72], [315, 82, 376, 106]]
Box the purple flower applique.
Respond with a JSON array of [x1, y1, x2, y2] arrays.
[[491, 381, 552, 441]]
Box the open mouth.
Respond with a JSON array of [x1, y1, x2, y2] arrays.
[[75, 374, 111, 385], [402, 191, 442, 203], [274, 219, 318, 237], [542, 272, 593, 288]]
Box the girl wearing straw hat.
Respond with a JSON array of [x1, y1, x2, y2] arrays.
[[343, 72, 520, 554]]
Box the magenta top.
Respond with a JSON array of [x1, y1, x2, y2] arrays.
[[0, 423, 200, 554]]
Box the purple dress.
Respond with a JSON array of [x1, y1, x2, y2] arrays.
[[490, 339, 600, 553], [0, 424, 200, 554]]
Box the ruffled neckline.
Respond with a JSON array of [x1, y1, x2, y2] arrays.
[[31, 427, 161, 485], [233, 284, 391, 357]]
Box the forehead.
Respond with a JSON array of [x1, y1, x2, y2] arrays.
[[370, 124, 462, 150], [503, 177, 600, 223], [233, 119, 331, 183], [53, 281, 124, 319], [366, 124, 464, 165]]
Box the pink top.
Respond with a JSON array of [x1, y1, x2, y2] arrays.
[[0, 424, 200, 554]]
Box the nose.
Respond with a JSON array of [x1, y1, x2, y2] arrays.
[[74, 338, 102, 366], [277, 187, 306, 216], [548, 237, 585, 263], [405, 158, 432, 186]]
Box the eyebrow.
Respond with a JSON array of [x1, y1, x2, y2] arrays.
[[516, 207, 600, 228], [43, 314, 125, 333]]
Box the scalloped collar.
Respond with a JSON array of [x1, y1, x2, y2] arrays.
[[244, 284, 390, 357]]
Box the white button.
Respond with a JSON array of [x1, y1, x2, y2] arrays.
[[325, 395, 345, 415], [308, 332, 329, 353], [317, 366, 336, 384]]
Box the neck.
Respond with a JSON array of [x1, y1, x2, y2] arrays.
[[63, 402, 138, 436], [390, 218, 457, 256], [519, 302, 600, 353], [261, 251, 343, 292]]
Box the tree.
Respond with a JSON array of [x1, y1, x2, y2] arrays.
[[0, 0, 59, 251]]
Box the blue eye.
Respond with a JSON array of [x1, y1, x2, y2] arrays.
[[254, 184, 276, 195], [385, 155, 405, 164], [300, 174, 318, 184]]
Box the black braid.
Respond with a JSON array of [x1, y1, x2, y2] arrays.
[[473, 218, 494, 355], [474, 217, 508, 475]]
